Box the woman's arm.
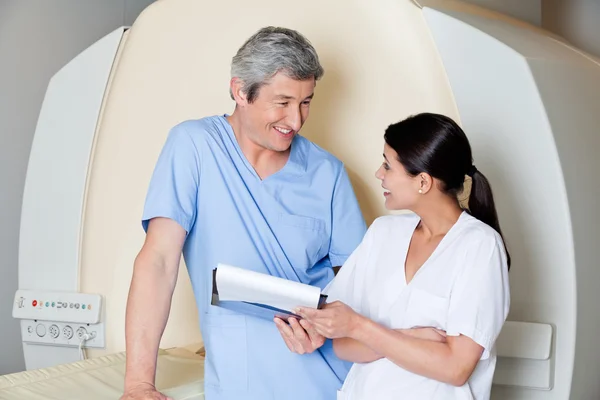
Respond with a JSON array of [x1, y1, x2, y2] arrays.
[[353, 317, 483, 386], [296, 302, 483, 386], [333, 337, 380, 363], [332, 327, 447, 363], [274, 314, 446, 363]]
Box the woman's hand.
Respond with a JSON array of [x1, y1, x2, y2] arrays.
[[294, 301, 363, 339]]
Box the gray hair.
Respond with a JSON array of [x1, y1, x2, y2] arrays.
[[230, 26, 324, 103]]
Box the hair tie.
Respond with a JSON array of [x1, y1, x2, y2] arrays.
[[467, 165, 477, 177]]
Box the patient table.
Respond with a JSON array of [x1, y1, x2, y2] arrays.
[[0, 346, 205, 400]]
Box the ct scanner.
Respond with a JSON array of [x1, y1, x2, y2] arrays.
[[3, 0, 600, 398]]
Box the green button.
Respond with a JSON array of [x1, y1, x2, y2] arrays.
[[82, 305, 86, 309], [45, 302, 49, 307], [51, 302, 55, 307]]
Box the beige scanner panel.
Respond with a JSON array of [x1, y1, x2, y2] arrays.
[[79, 0, 458, 357]]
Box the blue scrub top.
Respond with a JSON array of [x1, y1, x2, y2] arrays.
[[142, 115, 366, 400]]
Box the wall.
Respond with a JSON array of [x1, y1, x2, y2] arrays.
[[0, 0, 155, 375], [462, 0, 600, 58], [542, 0, 600, 58], [462, 0, 542, 25]]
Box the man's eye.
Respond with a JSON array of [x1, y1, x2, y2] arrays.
[[278, 102, 288, 106]]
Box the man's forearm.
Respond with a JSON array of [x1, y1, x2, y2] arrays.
[[123, 253, 177, 390]]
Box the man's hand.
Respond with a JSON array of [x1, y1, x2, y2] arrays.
[[274, 316, 325, 354], [120, 383, 172, 400]]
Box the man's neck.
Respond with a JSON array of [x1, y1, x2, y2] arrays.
[[226, 112, 290, 180]]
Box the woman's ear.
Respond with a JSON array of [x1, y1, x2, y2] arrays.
[[418, 173, 434, 194]]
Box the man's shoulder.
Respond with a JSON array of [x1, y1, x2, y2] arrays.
[[296, 135, 344, 169], [168, 115, 228, 146]]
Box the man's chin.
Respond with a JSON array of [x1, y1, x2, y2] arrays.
[[270, 139, 294, 153]]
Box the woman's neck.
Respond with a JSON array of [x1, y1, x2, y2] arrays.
[[412, 196, 463, 239]]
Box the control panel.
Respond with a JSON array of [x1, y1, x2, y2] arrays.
[[21, 319, 105, 348], [12, 289, 102, 324]]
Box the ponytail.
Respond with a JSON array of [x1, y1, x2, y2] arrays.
[[468, 168, 511, 270], [382, 112, 512, 270]]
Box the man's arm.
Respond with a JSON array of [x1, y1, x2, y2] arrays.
[[121, 218, 186, 399]]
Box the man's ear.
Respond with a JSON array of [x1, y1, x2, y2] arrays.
[[230, 77, 247, 106]]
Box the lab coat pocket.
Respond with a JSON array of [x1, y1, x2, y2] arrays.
[[276, 213, 327, 266], [203, 314, 248, 391], [404, 287, 449, 330]]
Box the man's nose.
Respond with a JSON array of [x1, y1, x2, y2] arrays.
[[287, 107, 302, 132]]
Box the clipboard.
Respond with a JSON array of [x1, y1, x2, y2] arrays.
[[211, 268, 328, 321]]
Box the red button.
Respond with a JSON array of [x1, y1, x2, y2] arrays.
[[32, 300, 37, 307]]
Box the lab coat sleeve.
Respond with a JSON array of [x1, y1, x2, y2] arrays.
[[328, 164, 367, 267], [324, 218, 376, 313], [445, 232, 510, 360], [141, 123, 201, 234]]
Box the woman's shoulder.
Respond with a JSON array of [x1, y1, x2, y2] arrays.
[[459, 212, 504, 244], [368, 212, 420, 235], [455, 212, 508, 264]]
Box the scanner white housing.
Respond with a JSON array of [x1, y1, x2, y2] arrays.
[[10, 0, 600, 399]]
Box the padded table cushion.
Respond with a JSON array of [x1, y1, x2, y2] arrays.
[[0, 348, 204, 400]]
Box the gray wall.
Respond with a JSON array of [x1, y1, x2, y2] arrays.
[[0, 0, 154, 375], [542, 0, 600, 58], [462, 0, 600, 58], [463, 0, 543, 25]]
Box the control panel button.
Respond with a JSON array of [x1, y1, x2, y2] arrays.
[[49, 324, 60, 339], [82, 304, 86, 309], [52, 302, 55, 307], [32, 300, 37, 307], [36, 324, 46, 337]]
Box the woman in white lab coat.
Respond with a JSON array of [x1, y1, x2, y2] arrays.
[[277, 112, 511, 399]]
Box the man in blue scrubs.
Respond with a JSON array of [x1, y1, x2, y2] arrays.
[[120, 27, 366, 400]]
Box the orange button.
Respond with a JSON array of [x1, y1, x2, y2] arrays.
[[32, 300, 37, 307]]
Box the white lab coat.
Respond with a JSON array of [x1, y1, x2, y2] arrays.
[[326, 211, 510, 400]]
